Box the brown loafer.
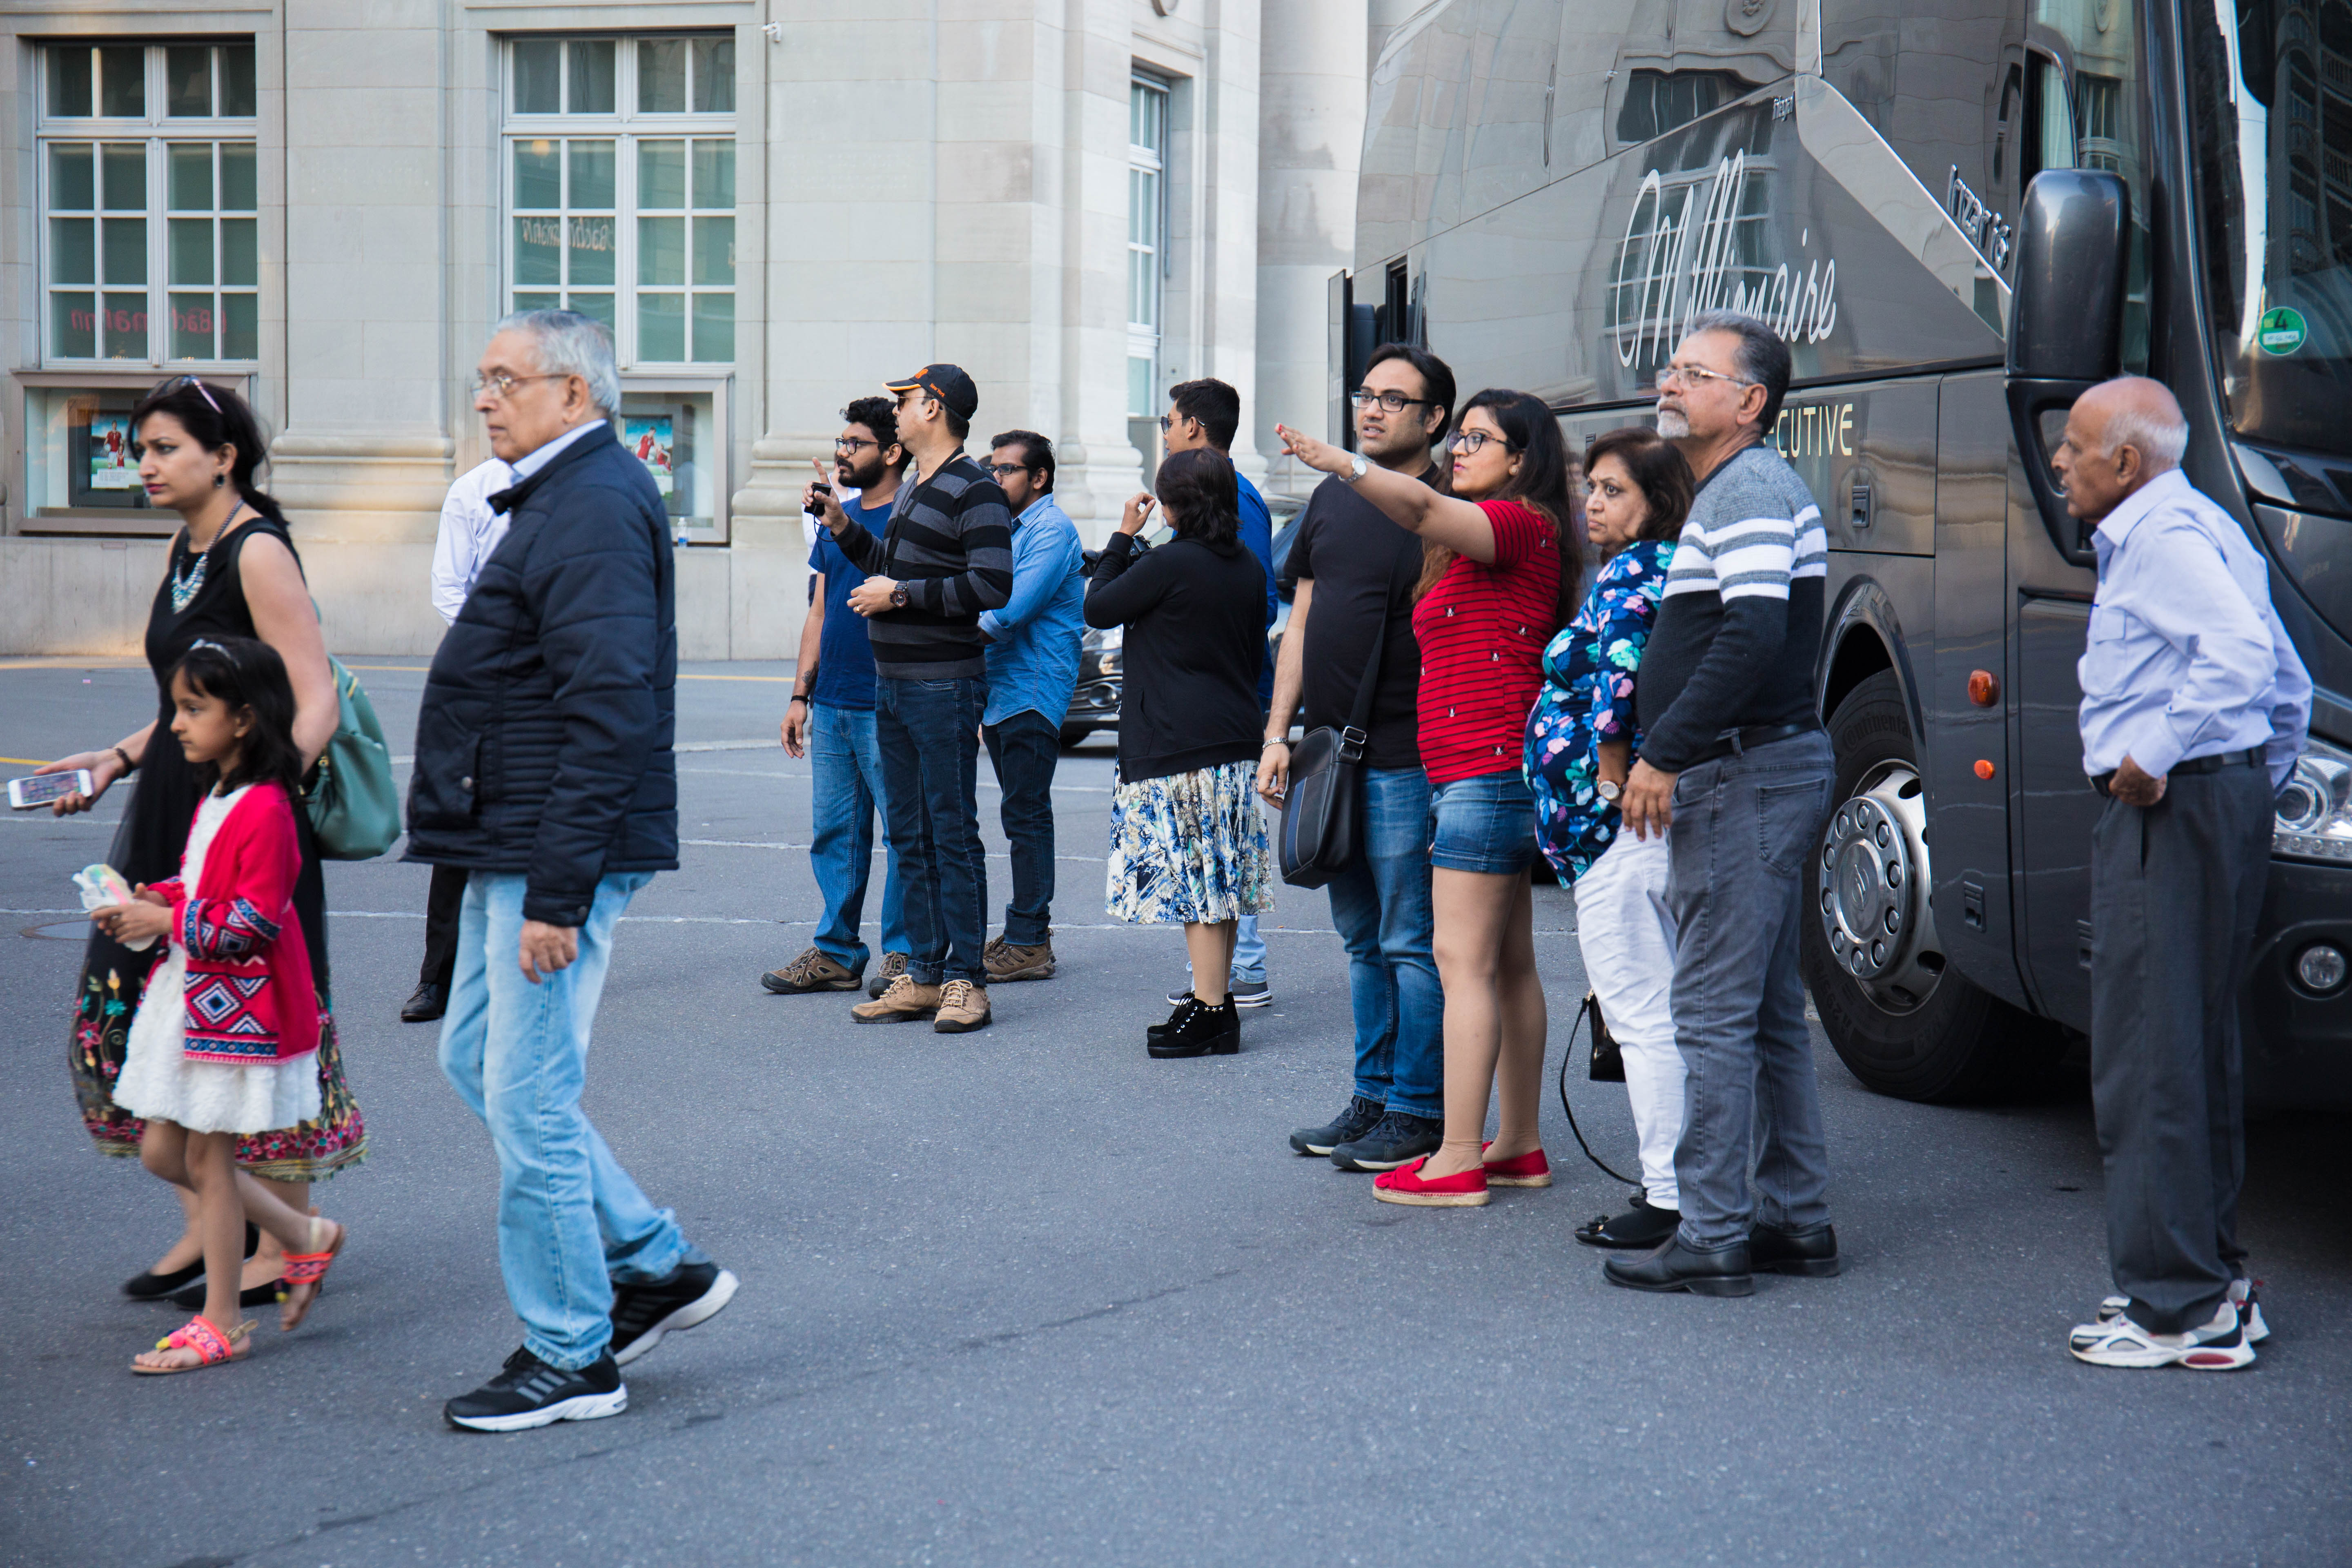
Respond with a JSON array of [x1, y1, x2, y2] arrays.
[[851, 974, 941, 1022], [933, 979, 992, 1033], [760, 947, 864, 994]]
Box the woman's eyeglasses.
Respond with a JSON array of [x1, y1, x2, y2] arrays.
[[1349, 388, 1435, 414], [178, 375, 222, 415], [1445, 430, 1516, 455]]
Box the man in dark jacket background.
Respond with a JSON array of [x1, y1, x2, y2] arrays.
[[409, 310, 737, 1432]]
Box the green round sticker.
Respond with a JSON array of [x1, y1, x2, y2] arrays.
[[2257, 306, 2307, 356]]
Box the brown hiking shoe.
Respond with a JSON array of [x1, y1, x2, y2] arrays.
[[851, 973, 941, 1022], [933, 979, 992, 1033], [760, 947, 864, 995], [983, 936, 1056, 982], [865, 951, 911, 1000]]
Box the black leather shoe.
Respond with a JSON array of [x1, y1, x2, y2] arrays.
[[401, 982, 448, 1023], [1290, 1095, 1385, 1156], [1750, 1221, 1840, 1276], [1603, 1237, 1755, 1297], [126, 1222, 259, 1300], [1575, 1193, 1682, 1250]]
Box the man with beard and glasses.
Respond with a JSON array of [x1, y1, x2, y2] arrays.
[[760, 398, 913, 998]]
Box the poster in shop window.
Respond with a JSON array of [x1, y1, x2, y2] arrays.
[[625, 416, 675, 498], [86, 415, 139, 490]]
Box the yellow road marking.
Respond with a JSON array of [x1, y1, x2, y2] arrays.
[[1, 756, 54, 766]]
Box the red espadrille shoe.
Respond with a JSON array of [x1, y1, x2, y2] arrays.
[[1373, 1156, 1491, 1207], [1479, 1142, 1553, 1188]]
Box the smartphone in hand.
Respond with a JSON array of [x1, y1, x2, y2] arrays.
[[9, 771, 94, 810]]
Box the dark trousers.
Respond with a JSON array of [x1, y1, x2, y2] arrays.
[[419, 862, 468, 989], [875, 675, 990, 987], [2089, 760, 2273, 1333], [983, 709, 1060, 947]]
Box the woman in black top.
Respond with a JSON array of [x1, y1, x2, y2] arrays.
[[1086, 448, 1274, 1058], [43, 376, 366, 1305]]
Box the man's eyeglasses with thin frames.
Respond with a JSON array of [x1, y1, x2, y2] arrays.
[[1349, 388, 1436, 414]]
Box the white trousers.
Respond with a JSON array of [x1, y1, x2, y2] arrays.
[[1571, 829, 1685, 1208]]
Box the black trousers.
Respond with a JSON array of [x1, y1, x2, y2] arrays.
[[2088, 760, 2273, 1333], [983, 709, 1060, 947], [419, 863, 468, 990]]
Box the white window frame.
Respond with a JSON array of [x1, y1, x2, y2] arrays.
[[36, 42, 261, 368], [1127, 72, 1171, 417], [499, 34, 738, 370]]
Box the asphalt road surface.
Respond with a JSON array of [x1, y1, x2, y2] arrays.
[[2, 657, 2345, 1568]]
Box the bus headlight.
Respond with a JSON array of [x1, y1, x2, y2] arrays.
[[2274, 739, 2352, 862]]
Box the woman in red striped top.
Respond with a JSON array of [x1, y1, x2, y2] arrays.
[[1276, 390, 1579, 1207]]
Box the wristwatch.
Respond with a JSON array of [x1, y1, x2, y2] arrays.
[[889, 582, 910, 610], [1345, 452, 1370, 484], [1597, 779, 1623, 804]]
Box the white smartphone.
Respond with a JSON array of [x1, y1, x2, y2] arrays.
[[8, 770, 94, 810]]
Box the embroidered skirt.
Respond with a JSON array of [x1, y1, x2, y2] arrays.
[[1106, 761, 1276, 925], [112, 944, 322, 1136]]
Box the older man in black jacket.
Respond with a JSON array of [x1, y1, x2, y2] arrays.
[[410, 310, 736, 1433]]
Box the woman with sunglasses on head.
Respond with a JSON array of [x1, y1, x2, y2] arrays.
[[1525, 428, 1695, 1247], [1276, 391, 1580, 1207], [40, 376, 367, 1307]]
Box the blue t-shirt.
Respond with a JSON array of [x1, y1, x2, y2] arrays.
[[1235, 468, 1276, 708], [807, 495, 895, 710]]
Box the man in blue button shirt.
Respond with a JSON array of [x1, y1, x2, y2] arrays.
[[978, 430, 1085, 982], [762, 398, 912, 998], [1161, 378, 1279, 1008], [2053, 376, 2310, 1371]]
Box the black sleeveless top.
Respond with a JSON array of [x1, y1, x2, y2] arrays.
[[94, 515, 330, 989]]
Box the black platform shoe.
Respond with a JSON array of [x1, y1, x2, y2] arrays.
[[1147, 996, 1240, 1058]]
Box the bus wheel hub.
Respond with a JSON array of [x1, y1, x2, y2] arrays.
[[1817, 764, 1944, 1011]]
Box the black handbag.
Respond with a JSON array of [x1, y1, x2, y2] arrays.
[[1277, 544, 1409, 889]]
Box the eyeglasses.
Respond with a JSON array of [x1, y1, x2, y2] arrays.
[[1653, 363, 1754, 393], [178, 374, 222, 415], [472, 370, 566, 400], [834, 437, 878, 453], [1158, 413, 1186, 433], [1349, 388, 1435, 414], [987, 462, 1034, 479], [1445, 429, 1516, 455]]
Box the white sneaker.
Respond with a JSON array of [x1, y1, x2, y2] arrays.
[[2095, 1277, 2268, 1344], [2069, 1298, 2255, 1370]]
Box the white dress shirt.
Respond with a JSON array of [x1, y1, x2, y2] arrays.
[[2077, 468, 2311, 789], [430, 457, 519, 625]]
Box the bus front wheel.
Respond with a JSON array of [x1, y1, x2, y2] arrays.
[[1801, 670, 2045, 1103]]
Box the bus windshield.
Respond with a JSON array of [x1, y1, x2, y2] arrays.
[[2187, 0, 2352, 463]]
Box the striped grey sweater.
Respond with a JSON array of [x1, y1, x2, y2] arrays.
[[830, 451, 1015, 679]]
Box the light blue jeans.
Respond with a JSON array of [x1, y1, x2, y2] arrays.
[[810, 701, 909, 970], [1323, 765, 1443, 1120], [439, 871, 703, 1370]]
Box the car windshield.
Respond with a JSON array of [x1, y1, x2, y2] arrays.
[[2187, 0, 2352, 463]]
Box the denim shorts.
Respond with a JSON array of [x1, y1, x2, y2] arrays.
[[1427, 769, 1540, 874]]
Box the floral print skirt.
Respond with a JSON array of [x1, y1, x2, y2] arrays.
[[73, 958, 367, 1182], [1107, 761, 1276, 925]]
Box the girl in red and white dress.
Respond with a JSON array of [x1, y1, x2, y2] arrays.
[[96, 636, 349, 1373]]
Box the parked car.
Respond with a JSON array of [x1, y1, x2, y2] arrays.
[[1059, 490, 1307, 748]]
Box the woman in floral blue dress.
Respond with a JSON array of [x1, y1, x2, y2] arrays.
[[1525, 428, 1693, 1248]]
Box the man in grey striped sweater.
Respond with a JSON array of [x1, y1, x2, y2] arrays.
[[811, 363, 1014, 1032], [1607, 312, 1839, 1298]]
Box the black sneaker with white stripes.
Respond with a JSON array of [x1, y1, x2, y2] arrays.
[[609, 1260, 740, 1367], [444, 1347, 627, 1432]]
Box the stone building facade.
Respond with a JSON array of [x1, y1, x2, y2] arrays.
[[1, 0, 1370, 657]]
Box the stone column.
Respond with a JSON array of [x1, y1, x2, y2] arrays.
[[1256, 0, 1365, 497]]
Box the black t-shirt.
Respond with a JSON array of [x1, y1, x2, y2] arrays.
[[1285, 466, 1440, 771]]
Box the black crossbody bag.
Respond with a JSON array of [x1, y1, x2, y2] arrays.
[[1278, 543, 1410, 889]]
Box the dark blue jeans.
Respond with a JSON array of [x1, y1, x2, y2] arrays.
[[983, 708, 1059, 947], [1322, 765, 1443, 1120], [876, 675, 990, 986]]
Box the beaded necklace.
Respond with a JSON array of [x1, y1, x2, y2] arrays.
[[169, 506, 250, 615]]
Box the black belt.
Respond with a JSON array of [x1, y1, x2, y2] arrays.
[[2089, 747, 2261, 797], [1682, 722, 1822, 767]]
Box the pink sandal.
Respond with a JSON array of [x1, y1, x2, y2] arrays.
[[276, 1221, 346, 1331], [131, 1315, 254, 1374]]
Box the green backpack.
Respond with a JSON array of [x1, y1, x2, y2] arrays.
[[305, 655, 400, 860]]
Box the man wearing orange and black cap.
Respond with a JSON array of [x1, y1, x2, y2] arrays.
[[805, 363, 1014, 1033]]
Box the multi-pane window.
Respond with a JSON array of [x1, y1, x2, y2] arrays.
[[505, 36, 737, 366], [40, 42, 259, 364], [1127, 75, 1168, 417]]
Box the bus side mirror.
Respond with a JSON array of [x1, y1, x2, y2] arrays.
[[2007, 170, 2131, 381]]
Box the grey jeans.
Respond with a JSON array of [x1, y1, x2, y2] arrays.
[[1664, 730, 1836, 1252], [2089, 760, 2273, 1334]]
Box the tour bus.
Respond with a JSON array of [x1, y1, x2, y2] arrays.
[[1332, 0, 2352, 1103]]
